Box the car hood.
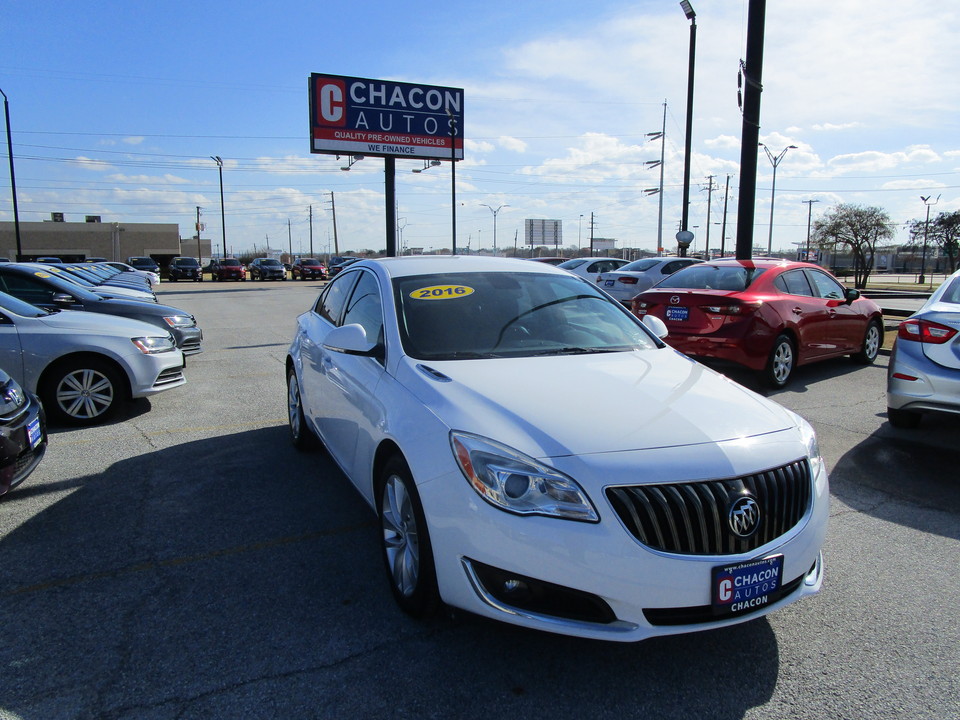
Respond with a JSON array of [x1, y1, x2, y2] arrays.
[[397, 347, 797, 458], [35, 309, 168, 337]]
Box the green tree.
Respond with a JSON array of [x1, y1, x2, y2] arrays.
[[812, 204, 894, 288], [908, 210, 959, 273]]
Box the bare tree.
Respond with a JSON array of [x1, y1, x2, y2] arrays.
[[813, 204, 894, 289]]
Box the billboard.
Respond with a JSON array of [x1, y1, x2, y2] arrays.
[[525, 219, 562, 247], [309, 73, 464, 161]]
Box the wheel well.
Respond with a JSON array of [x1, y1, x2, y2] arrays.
[[372, 440, 404, 497], [39, 352, 132, 401]]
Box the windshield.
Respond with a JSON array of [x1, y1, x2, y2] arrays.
[[220, 259, 241, 267], [657, 264, 767, 292], [0, 291, 56, 318], [262, 259, 282, 267], [394, 271, 659, 360], [301, 259, 321, 266], [175, 258, 199, 267]]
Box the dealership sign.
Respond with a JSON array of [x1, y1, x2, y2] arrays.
[[309, 73, 464, 161]]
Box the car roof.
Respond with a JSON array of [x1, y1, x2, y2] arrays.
[[352, 255, 570, 280]]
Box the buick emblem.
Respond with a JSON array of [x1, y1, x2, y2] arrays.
[[670, 295, 681, 305], [729, 496, 760, 537]]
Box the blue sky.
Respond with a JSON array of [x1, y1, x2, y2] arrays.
[[2, 0, 958, 258]]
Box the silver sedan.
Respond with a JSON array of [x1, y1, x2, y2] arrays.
[[887, 268, 960, 427]]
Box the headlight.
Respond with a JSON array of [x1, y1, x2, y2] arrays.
[[796, 416, 827, 493], [163, 314, 196, 328], [131, 335, 176, 354], [0, 376, 27, 415], [451, 431, 599, 522]]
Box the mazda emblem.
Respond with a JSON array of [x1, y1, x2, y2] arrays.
[[729, 496, 760, 537], [670, 295, 681, 305]]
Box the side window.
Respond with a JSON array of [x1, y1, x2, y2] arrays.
[[662, 261, 683, 274], [341, 270, 384, 345], [807, 270, 844, 300], [775, 270, 815, 297], [315, 271, 358, 324]]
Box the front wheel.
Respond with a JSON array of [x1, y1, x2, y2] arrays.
[[853, 320, 882, 364], [763, 334, 795, 388], [41, 358, 124, 425], [286, 367, 317, 450], [378, 456, 440, 618]]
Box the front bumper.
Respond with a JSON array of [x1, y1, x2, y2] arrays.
[[417, 441, 829, 642], [0, 394, 47, 497]]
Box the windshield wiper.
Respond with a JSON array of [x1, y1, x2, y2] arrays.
[[531, 346, 617, 356]]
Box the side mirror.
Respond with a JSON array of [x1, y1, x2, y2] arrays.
[[641, 314, 669, 339], [323, 323, 384, 358], [844, 288, 860, 304], [51, 292, 77, 306]]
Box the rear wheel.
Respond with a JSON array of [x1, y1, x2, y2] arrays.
[[41, 358, 124, 426], [853, 320, 882, 364], [378, 456, 440, 618], [763, 334, 795, 388]]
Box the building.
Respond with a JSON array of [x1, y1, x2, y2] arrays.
[[0, 217, 211, 267]]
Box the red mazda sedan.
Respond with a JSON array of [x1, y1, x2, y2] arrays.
[[631, 259, 884, 387]]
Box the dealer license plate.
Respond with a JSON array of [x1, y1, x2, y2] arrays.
[[27, 417, 42, 449], [604, 279, 615, 287], [712, 555, 783, 617], [666, 306, 689, 322]]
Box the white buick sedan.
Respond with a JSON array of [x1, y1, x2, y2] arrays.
[[286, 256, 827, 642]]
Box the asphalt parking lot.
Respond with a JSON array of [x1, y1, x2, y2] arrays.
[[1, 280, 958, 720]]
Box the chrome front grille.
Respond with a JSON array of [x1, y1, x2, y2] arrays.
[[605, 459, 812, 555]]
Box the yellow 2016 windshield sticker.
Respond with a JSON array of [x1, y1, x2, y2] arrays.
[[34, 272, 52, 278], [410, 285, 475, 300]]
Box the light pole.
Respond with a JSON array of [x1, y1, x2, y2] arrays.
[[447, 105, 458, 255], [1, 87, 21, 259], [802, 199, 820, 262], [211, 156, 226, 259], [919, 194, 940, 285], [578, 214, 583, 255], [679, 1, 697, 258], [481, 204, 508, 257], [760, 143, 797, 254]]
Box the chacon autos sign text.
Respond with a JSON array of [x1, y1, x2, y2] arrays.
[[309, 73, 464, 161]]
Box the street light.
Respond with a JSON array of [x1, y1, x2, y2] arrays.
[[411, 159, 441, 173], [481, 204, 508, 257], [0, 87, 21, 260], [919, 194, 940, 286], [759, 143, 797, 254], [339, 154, 364, 171], [211, 156, 226, 259], [679, 2, 697, 258]]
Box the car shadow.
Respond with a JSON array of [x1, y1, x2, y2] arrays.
[[694, 355, 870, 396], [0, 425, 782, 719]]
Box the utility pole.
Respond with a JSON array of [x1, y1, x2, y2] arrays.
[[735, 0, 766, 260], [589, 212, 596, 256], [287, 218, 292, 260], [196, 206, 202, 264], [309, 205, 314, 256], [326, 192, 340, 256], [802, 199, 820, 261], [721, 174, 732, 257], [703, 175, 716, 260]]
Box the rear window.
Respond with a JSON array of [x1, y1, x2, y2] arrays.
[[620, 259, 661, 272], [657, 264, 766, 292]]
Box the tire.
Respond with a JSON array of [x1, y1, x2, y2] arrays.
[[378, 456, 440, 618], [763, 334, 795, 388], [888, 406, 921, 429], [41, 358, 124, 426], [286, 367, 317, 450], [853, 320, 882, 364]]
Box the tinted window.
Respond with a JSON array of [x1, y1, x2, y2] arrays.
[[316, 271, 358, 324], [557, 259, 587, 270], [342, 271, 384, 347], [807, 270, 844, 299], [0, 272, 60, 305], [658, 265, 766, 291], [775, 270, 815, 297], [620, 259, 661, 272]]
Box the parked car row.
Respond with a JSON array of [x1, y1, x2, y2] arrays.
[[0, 256, 208, 497]]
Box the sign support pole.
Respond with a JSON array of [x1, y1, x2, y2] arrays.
[[385, 157, 396, 257]]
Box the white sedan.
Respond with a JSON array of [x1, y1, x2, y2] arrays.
[[555, 256, 630, 280], [596, 256, 703, 304], [286, 256, 827, 642], [0, 292, 185, 425]]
